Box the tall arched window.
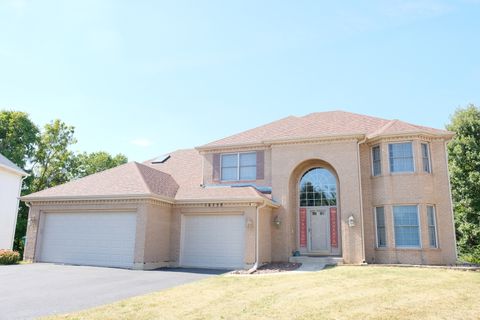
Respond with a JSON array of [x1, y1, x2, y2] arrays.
[[299, 168, 337, 207]]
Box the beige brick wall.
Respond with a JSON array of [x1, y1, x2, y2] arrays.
[[258, 206, 272, 265], [142, 203, 172, 268], [269, 140, 364, 264], [362, 138, 457, 265]]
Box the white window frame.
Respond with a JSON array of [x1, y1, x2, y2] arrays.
[[388, 141, 415, 174], [427, 205, 438, 248], [220, 152, 256, 181], [374, 206, 387, 248], [421, 143, 432, 173], [392, 204, 422, 249], [371, 145, 382, 177]]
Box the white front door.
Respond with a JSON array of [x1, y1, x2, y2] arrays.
[[308, 207, 330, 253]]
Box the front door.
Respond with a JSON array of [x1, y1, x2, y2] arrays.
[[308, 207, 330, 253]]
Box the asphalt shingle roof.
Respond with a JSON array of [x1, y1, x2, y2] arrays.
[[200, 110, 452, 148]]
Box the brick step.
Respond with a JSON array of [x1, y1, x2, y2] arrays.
[[289, 256, 343, 266]]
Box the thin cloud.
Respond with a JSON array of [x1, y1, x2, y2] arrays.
[[131, 138, 153, 148]]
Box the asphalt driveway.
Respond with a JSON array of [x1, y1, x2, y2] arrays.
[[0, 263, 225, 320]]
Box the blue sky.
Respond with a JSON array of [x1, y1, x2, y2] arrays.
[[1, 1, 479, 161]]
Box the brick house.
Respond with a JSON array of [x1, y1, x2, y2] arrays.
[[22, 111, 457, 269]]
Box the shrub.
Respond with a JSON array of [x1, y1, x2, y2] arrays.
[[0, 249, 21, 265]]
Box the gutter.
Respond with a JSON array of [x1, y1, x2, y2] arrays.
[[20, 193, 176, 204], [356, 136, 367, 264], [0, 163, 28, 177], [10, 174, 29, 250], [248, 200, 267, 273]]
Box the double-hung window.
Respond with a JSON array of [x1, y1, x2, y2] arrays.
[[427, 206, 438, 248], [389, 142, 414, 173], [375, 207, 387, 247], [393, 205, 420, 248], [421, 143, 431, 173], [372, 145, 381, 176], [221, 152, 256, 181]]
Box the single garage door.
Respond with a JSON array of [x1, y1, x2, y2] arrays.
[[180, 214, 245, 269], [38, 212, 136, 268]]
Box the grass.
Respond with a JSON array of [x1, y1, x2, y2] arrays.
[[45, 266, 480, 320]]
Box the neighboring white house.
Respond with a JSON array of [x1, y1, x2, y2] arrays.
[[0, 153, 27, 250]]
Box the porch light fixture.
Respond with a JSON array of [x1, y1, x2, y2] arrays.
[[348, 215, 356, 227], [273, 215, 281, 227]]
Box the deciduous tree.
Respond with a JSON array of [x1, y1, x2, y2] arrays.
[[447, 104, 480, 263]]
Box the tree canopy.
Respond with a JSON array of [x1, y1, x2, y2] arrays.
[[447, 104, 480, 263], [0, 110, 128, 255], [0, 111, 38, 168]]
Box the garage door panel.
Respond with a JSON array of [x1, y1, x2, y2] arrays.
[[181, 215, 245, 269], [39, 212, 136, 268]]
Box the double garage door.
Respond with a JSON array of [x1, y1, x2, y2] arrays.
[[37, 212, 137, 268]]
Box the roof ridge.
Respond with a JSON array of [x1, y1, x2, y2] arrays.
[[133, 162, 157, 195], [303, 110, 390, 122], [368, 119, 398, 137], [135, 162, 180, 197]]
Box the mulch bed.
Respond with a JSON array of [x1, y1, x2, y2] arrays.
[[230, 262, 302, 275]]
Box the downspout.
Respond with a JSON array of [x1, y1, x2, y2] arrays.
[[356, 137, 367, 264], [200, 154, 205, 187], [444, 140, 458, 259], [248, 200, 267, 273], [10, 175, 28, 250]]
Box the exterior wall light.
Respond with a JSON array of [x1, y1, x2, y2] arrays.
[[246, 218, 254, 229], [348, 215, 356, 227], [273, 215, 281, 227]]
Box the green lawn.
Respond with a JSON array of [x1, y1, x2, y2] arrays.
[[45, 266, 480, 320]]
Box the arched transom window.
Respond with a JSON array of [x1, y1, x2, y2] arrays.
[[299, 168, 337, 207]]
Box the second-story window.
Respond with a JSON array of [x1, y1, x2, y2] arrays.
[[389, 142, 414, 173], [221, 152, 256, 181], [421, 143, 431, 173], [372, 145, 381, 176]]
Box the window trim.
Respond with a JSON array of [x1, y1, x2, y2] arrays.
[[220, 151, 257, 181], [421, 142, 432, 174], [392, 204, 422, 249], [427, 205, 438, 248], [374, 206, 387, 248], [371, 145, 382, 177], [388, 141, 416, 174]]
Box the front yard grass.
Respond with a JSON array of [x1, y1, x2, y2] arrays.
[[46, 266, 480, 320]]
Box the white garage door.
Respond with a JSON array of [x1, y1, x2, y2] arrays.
[[38, 212, 136, 268], [181, 215, 245, 269]]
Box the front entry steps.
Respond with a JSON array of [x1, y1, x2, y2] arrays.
[[289, 256, 343, 266]]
